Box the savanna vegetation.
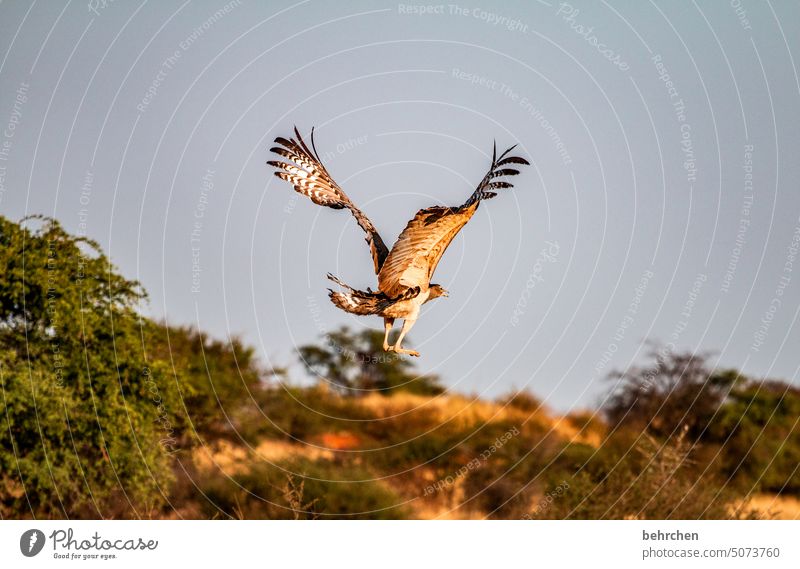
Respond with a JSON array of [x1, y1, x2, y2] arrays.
[[1, 216, 798, 519]]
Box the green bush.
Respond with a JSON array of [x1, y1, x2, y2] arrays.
[[707, 380, 800, 493], [537, 432, 753, 520], [0, 216, 269, 518], [197, 458, 407, 519], [0, 216, 176, 517]]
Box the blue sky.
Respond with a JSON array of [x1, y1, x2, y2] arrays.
[[1, 0, 798, 411]]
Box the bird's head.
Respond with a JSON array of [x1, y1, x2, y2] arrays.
[[428, 284, 449, 300]]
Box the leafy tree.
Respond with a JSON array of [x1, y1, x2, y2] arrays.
[[604, 347, 736, 439], [707, 380, 800, 493], [604, 346, 800, 494], [297, 326, 443, 396], [0, 216, 276, 518], [0, 216, 179, 517], [144, 324, 270, 442]]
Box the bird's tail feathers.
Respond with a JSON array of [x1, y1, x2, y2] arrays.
[[326, 274, 419, 316], [326, 272, 353, 291]]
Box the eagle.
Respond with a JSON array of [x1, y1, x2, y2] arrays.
[[268, 127, 529, 357]]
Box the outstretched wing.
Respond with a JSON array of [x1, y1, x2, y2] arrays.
[[377, 143, 529, 297], [267, 127, 389, 274]]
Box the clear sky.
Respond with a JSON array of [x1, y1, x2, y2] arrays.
[[1, 0, 798, 411]]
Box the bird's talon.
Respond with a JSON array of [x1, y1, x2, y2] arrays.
[[395, 349, 420, 357]]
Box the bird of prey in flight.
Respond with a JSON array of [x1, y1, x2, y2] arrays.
[[268, 127, 528, 357]]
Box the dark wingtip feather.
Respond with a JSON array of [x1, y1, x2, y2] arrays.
[[310, 126, 323, 162], [497, 144, 518, 161], [496, 155, 530, 167], [274, 136, 294, 148], [493, 168, 520, 177]]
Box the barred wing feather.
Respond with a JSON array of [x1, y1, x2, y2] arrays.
[[267, 127, 389, 274], [377, 143, 529, 297]]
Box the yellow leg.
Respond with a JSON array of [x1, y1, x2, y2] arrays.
[[392, 318, 419, 357], [383, 318, 395, 351]]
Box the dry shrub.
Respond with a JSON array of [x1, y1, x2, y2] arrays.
[[536, 430, 761, 520]]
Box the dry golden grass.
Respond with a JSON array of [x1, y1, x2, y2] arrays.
[[192, 439, 335, 476], [189, 393, 798, 520], [551, 412, 605, 447], [360, 392, 605, 457], [740, 494, 800, 520], [357, 392, 550, 430], [413, 503, 487, 520]]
